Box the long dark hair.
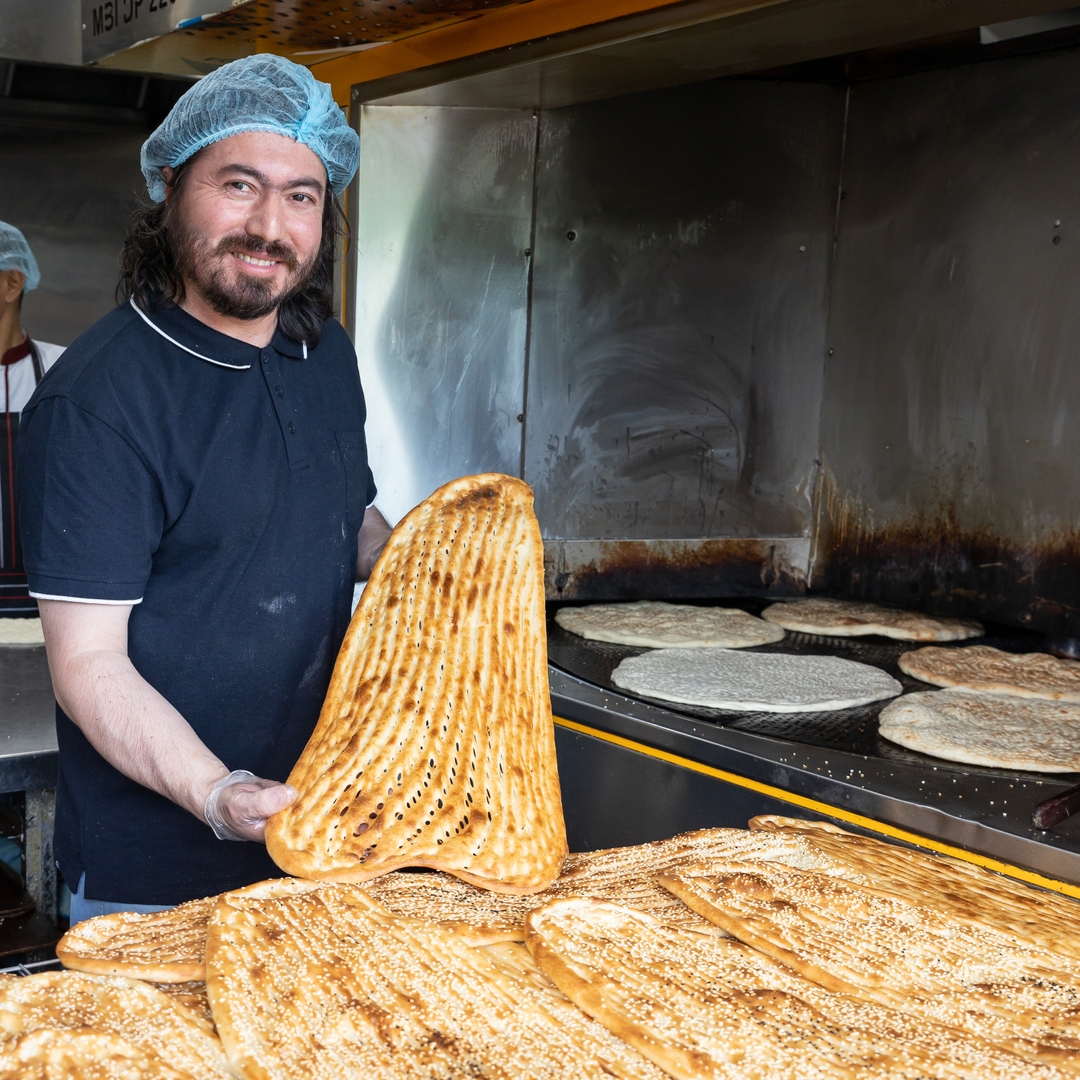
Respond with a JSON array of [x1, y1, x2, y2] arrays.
[[116, 158, 344, 347]]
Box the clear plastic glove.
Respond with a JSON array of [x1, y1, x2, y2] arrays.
[[203, 770, 297, 842]]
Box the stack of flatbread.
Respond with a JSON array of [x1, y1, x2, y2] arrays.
[[762, 598, 984, 641], [46, 817, 1080, 1079], [555, 600, 784, 648]]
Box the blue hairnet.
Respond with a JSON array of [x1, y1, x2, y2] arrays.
[[141, 54, 360, 202], [0, 222, 40, 292]]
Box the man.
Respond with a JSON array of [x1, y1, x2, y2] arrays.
[[0, 222, 65, 615], [17, 55, 392, 923]]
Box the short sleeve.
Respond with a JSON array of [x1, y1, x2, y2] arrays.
[[18, 396, 163, 603]]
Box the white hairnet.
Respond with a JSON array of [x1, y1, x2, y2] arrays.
[[0, 222, 40, 292], [140, 54, 360, 202]]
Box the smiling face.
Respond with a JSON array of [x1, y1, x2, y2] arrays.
[[164, 131, 328, 322]]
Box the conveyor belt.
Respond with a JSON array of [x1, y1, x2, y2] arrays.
[[546, 601, 1080, 887], [548, 603, 1052, 769]]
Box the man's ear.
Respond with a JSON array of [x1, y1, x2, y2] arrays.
[[161, 166, 175, 202], [0, 270, 25, 307]]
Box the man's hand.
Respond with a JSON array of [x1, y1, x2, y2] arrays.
[[357, 505, 392, 580], [202, 771, 297, 842]]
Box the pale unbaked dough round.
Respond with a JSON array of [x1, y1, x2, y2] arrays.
[[878, 689, 1080, 772], [610, 648, 901, 713], [0, 617, 43, 645], [555, 601, 784, 649]]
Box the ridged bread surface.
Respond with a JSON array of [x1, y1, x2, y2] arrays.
[[265, 474, 566, 893]]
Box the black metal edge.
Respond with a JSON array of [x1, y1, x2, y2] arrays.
[[549, 665, 1080, 886], [0, 754, 57, 796]]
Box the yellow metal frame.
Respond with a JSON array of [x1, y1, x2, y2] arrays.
[[554, 715, 1080, 900], [311, 0, 783, 105]]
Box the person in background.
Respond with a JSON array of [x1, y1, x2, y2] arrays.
[[0, 222, 64, 616]]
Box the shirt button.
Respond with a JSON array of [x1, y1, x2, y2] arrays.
[[261, 352, 269, 364], [288, 422, 296, 434], [275, 386, 283, 398]]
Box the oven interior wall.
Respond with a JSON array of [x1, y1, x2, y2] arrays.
[[353, 43, 1080, 633], [817, 47, 1080, 635]]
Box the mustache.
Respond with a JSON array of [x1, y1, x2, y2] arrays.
[[214, 233, 300, 271]]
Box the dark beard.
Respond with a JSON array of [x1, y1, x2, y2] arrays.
[[167, 211, 317, 321]]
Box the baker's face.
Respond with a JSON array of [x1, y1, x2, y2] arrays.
[[164, 131, 327, 320]]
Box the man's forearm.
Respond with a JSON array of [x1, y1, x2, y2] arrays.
[[51, 646, 229, 819]]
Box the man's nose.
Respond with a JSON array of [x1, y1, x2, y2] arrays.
[[245, 192, 287, 244]]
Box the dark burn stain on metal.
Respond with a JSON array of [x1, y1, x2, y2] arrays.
[[545, 539, 806, 601], [814, 474, 1080, 636]]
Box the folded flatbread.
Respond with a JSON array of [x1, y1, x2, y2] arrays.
[[525, 898, 1064, 1080], [878, 689, 1080, 772], [898, 645, 1080, 701], [661, 863, 1080, 1066], [56, 897, 214, 983], [762, 598, 983, 641], [366, 825, 841, 938], [266, 474, 566, 893], [555, 601, 784, 648], [611, 648, 901, 712], [750, 817, 1080, 961], [206, 877, 664, 1080]]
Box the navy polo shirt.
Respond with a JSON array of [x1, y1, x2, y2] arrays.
[[17, 298, 376, 905]]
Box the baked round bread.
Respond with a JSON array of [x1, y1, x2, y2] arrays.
[[878, 689, 1080, 772], [899, 645, 1080, 701], [762, 598, 983, 642], [555, 600, 784, 648]]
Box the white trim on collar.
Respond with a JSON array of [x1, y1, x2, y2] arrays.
[[129, 299, 252, 370]]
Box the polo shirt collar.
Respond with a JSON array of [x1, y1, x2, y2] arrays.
[[131, 298, 308, 368]]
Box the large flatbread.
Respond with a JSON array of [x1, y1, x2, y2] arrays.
[[366, 825, 842, 939], [206, 877, 664, 1080], [0, 1028, 192, 1080], [899, 645, 1080, 701], [555, 601, 784, 648], [762, 598, 983, 641], [266, 474, 566, 893], [0, 618, 43, 645], [525, 898, 1064, 1080], [0, 971, 232, 1080], [750, 817, 1080, 962], [56, 896, 215, 982], [877, 689, 1080, 772], [152, 982, 213, 1028], [611, 647, 901, 712], [661, 863, 1080, 1066]]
